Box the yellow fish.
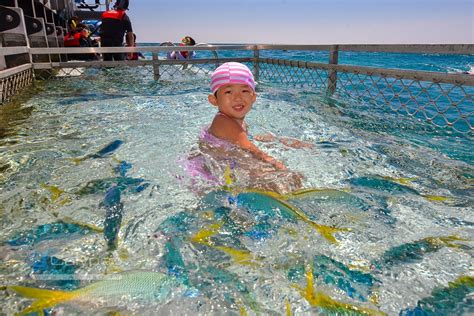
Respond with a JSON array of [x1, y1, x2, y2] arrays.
[[240, 189, 350, 244], [190, 222, 261, 266], [8, 271, 179, 315], [381, 176, 417, 186], [40, 183, 71, 205], [224, 164, 234, 186], [293, 264, 385, 315]]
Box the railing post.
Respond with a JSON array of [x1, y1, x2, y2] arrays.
[[152, 52, 160, 80], [0, 41, 6, 71], [253, 45, 259, 83], [327, 45, 339, 95]]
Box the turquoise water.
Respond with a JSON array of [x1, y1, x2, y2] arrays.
[[0, 54, 473, 314], [146, 43, 474, 73]]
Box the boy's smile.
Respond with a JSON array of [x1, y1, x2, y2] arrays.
[[208, 84, 256, 121]]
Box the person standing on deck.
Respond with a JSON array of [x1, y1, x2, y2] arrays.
[[100, 0, 134, 61]]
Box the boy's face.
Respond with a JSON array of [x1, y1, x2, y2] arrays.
[[208, 84, 256, 120]]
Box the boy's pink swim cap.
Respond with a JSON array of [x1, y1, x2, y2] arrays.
[[210, 62, 256, 94]]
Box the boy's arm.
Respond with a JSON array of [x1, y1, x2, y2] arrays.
[[278, 137, 314, 149], [254, 132, 314, 149], [237, 134, 287, 170], [210, 116, 287, 170]]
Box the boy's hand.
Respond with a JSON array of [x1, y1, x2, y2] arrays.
[[279, 137, 314, 149], [254, 133, 277, 142], [272, 159, 287, 170]]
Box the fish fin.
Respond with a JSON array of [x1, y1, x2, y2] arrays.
[[274, 196, 349, 243], [61, 217, 104, 233], [382, 176, 417, 185], [452, 276, 474, 287], [244, 188, 284, 199], [189, 222, 223, 245], [286, 188, 327, 199], [421, 194, 453, 202], [287, 187, 352, 200], [8, 285, 77, 315], [40, 183, 66, 203], [214, 246, 261, 267], [310, 223, 351, 244], [68, 157, 85, 165], [293, 265, 385, 315], [224, 165, 234, 186], [285, 298, 292, 316], [437, 235, 470, 249]]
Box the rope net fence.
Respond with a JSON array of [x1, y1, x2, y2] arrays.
[[1, 47, 472, 134]]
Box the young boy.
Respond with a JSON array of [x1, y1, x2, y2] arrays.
[[207, 62, 287, 170], [186, 62, 308, 194]]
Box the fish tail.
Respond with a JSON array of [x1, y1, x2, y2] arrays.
[[310, 222, 350, 244], [8, 285, 78, 315], [274, 197, 350, 243], [285, 298, 292, 316], [223, 164, 234, 186], [189, 222, 223, 245], [40, 183, 66, 203], [438, 235, 470, 249]]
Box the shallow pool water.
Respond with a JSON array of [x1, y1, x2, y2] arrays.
[[0, 66, 472, 315]]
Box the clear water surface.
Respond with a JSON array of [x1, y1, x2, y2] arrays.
[[0, 60, 472, 315]]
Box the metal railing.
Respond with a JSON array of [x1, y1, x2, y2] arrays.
[[0, 44, 473, 133]]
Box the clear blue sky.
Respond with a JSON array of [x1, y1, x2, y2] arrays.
[[127, 0, 473, 44]]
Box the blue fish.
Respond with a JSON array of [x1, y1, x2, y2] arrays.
[[234, 191, 348, 243], [6, 220, 103, 247], [399, 276, 473, 315], [348, 176, 450, 203], [311, 255, 379, 302], [102, 185, 124, 250], [91, 140, 123, 158], [161, 239, 191, 286], [348, 176, 419, 195], [372, 236, 470, 270], [76, 176, 150, 195], [113, 160, 133, 177], [72, 140, 123, 164], [31, 255, 79, 290], [286, 255, 379, 303]]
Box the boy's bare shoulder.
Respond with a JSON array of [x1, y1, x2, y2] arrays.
[[209, 115, 245, 141]]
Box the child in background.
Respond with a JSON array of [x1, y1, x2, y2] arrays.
[[186, 62, 312, 194], [168, 36, 196, 60]]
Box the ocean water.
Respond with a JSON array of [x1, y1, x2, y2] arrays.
[[141, 43, 474, 73], [0, 51, 473, 315]]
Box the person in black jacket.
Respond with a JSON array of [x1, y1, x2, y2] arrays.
[[100, 0, 134, 61]]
